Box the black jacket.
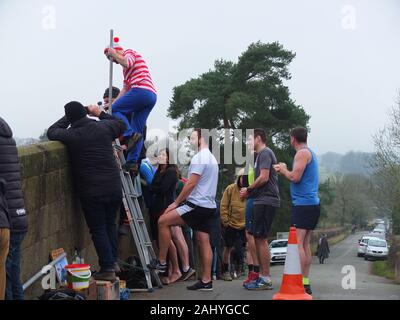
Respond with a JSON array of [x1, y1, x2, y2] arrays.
[[0, 117, 28, 233], [0, 179, 11, 229], [148, 166, 178, 215], [47, 112, 126, 198]]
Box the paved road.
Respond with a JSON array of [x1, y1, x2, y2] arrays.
[[134, 233, 399, 300]]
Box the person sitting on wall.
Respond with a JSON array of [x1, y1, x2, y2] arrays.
[[47, 101, 126, 282]]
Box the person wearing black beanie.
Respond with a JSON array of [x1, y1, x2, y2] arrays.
[[47, 102, 127, 282], [64, 101, 88, 124]]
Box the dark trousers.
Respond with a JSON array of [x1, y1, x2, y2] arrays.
[[5, 232, 26, 300], [80, 195, 121, 271]]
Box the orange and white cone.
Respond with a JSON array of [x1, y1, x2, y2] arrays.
[[273, 226, 312, 300]]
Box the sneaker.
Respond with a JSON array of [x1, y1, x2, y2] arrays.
[[126, 133, 142, 153], [93, 271, 117, 282], [244, 277, 273, 290], [187, 280, 213, 291], [180, 268, 196, 281], [221, 271, 233, 281], [122, 161, 139, 175], [243, 271, 259, 286], [148, 260, 168, 275], [304, 284, 312, 295]]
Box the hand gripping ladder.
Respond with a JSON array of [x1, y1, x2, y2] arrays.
[[107, 29, 162, 292]]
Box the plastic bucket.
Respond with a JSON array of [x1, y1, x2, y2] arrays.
[[65, 264, 91, 290]]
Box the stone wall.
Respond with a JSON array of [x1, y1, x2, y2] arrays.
[[18, 141, 138, 299]]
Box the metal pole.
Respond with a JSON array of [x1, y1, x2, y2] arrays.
[[22, 252, 67, 291], [108, 29, 114, 115]]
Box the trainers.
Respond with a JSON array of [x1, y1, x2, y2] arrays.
[[180, 268, 196, 281], [304, 284, 312, 295], [243, 271, 259, 286], [244, 277, 273, 290], [148, 260, 168, 275], [187, 280, 213, 291], [221, 271, 233, 281], [93, 271, 117, 282], [122, 161, 139, 175], [126, 133, 142, 153]]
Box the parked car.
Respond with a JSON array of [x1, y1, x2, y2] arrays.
[[371, 229, 386, 238], [269, 239, 288, 264], [357, 235, 378, 257], [364, 238, 389, 261], [374, 219, 385, 225]]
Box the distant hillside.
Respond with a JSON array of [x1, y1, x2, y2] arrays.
[[318, 151, 375, 180], [14, 137, 39, 146]]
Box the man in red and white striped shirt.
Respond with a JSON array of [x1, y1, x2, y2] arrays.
[[105, 37, 157, 174]]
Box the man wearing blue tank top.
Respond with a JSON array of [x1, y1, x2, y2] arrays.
[[274, 127, 320, 295]]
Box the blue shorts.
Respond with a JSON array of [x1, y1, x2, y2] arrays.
[[245, 198, 254, 231]]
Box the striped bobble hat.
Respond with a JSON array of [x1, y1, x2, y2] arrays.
[[112, 37, 123, 51]]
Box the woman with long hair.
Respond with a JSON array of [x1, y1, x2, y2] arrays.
[[148, 149, 194, 284]]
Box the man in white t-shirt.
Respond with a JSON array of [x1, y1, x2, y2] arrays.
[[151, 128, 219, 291]]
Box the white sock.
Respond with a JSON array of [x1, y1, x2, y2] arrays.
[[260, 275, 271, 283], [183, 266, 190, 273]]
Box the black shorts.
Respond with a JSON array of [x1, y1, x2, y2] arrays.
[[248, 204, 276, 239], [176, 202, 216, 234], [291, 205, 321, 230], [223, 226, 245, 248]]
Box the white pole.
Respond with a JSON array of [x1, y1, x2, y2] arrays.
[[108, 29, 114, 115]]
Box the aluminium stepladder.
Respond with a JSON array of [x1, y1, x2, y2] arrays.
[[112, 141, 163, 292], [106, 29, 162, 292]]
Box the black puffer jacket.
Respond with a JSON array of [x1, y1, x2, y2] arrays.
[[0, 117, 28, 233], [47, 112, 126, 198]]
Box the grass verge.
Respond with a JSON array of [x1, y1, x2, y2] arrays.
[[371, 260, 395, 280]]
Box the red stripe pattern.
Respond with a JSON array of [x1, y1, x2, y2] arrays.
[[122, 49, 157, 94]]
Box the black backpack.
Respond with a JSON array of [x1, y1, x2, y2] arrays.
[[39, 288, 86, 300], [118, 256, 158, 289]]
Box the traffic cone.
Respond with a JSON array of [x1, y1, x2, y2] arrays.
[[273, 227, 312, 300]]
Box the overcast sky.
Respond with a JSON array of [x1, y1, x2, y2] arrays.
[[1, 0, 399, 154]]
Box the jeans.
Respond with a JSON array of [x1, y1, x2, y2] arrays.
[[211, 246, 218, 277], [0, 229, 10, 300], [112, 88, 157, 163], [80, 194, 121, 271], [5, 232, 26, 300]]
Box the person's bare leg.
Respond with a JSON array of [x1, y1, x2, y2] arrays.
[[158, 211, 185, 263], [296, 228, 308, 276], [171, 226, 190, 270], [255, 237, 270, 277], [246, 231, 259, 266], [303, 231, 313, 277], [163, 240, 182, 284], [245, 241, 254, 266], [223, 247, 232, 265], [196, 231, 212, 283]]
